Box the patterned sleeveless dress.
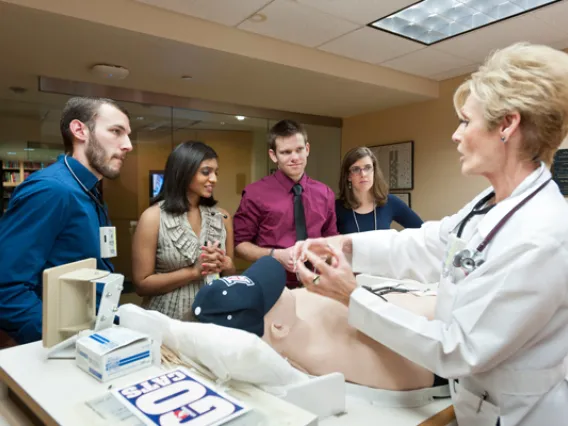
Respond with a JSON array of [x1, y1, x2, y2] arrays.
[[144, 201, 226, 320]]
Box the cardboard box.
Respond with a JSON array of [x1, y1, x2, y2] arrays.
[[76, 326, 152, 382]]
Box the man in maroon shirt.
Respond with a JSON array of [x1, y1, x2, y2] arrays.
[[233, 119, 338, 288]]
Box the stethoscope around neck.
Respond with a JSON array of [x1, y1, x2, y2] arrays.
[[452, 177, 552, 273], [63, 155, 110, 226]]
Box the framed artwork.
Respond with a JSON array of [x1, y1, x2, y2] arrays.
[[552, 148, 568, 196], [392, 192, 411, 208], [369, 141, 414, 190]]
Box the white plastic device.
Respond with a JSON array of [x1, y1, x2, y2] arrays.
[[42, 258, 124, 359]]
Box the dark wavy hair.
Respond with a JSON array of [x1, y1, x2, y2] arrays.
[[338, 147, 389, 210], [152, 141, 218, 214]]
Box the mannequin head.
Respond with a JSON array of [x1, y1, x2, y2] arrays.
[[262, 288, 297, 347], [192, 256, 287, 337], [192, 259, 438, 391]]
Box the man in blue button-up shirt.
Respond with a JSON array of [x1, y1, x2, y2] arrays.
[[0, 97, 133, 344]]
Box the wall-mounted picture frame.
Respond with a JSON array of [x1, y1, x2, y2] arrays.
[[392, 192, 411, 208], [552, 148, 568, 196], [369, 141, 414, 190]]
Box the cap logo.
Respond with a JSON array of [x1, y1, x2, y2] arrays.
[[220, 276, 255, 287]]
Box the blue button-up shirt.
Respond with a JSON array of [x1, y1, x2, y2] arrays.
[[0, 155, 113, 344]]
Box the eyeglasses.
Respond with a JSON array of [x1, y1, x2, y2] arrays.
[[349, 164, 373, 175]]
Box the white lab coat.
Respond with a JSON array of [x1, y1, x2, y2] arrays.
[[347, 164, 568, 426]]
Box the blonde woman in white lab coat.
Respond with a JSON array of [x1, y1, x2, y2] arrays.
[[294, 43, 568, 426]]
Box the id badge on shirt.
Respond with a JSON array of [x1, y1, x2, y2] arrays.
[[100, 226, 117, 258]]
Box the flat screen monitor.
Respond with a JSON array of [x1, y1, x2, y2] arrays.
[[149, 170, 164, 199]]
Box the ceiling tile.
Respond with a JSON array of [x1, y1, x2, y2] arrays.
[[381, 48, 475, 78], [430, 63, 481, 81], [238, 0, 359, 48], [435, 13, 568, 63], [134, 0, 272, 26], [319, 27, 422, 64], [296, 0, 417, 25]]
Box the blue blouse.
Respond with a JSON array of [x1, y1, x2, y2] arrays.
[[335, 194, 423, 234]]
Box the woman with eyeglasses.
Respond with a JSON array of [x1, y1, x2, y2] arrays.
[[335, 147, 423, 234]]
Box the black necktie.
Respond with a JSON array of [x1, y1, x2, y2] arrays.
[[292, 184, 308, 241]]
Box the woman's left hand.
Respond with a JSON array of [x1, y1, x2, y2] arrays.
[[219, 251, 234, 273], [296, 241, 358, 306], [200, 242, 223, 275], [200, 242, 233, 275]]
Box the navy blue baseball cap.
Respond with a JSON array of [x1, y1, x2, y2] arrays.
[[191, 256, 287, 337]]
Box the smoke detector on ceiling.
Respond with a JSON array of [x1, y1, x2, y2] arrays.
[[91, 64, 130, 80]]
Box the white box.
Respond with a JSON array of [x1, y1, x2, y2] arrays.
[[76, 326, 152, 382]]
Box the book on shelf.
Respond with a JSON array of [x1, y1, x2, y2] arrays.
[[2, 171, 21, 184], [1, 160, 19, 169]]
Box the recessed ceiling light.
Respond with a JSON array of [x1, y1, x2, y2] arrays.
[[24, 148, 34, 151], [370, 0, 560, 45], [136, 116, 145, 121], [7, 152, 16, 155], [235, 116, 246, 121], [249, 13, 267, 23], [220, 122, 225, 125], [181, 75, 193, 80], [91, 64, 130, 80]]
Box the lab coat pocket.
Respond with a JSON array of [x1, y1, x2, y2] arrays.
[[435, 276, 458, 323], [453, 381, 500, 426]]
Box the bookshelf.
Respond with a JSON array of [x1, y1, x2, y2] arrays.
[[1, 160, 53, 214]]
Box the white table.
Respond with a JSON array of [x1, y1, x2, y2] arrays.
[[0, 342, 454, 426], [0, 342, 318, 425]]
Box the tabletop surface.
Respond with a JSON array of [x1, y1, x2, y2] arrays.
[[0, 342, 453, 426]]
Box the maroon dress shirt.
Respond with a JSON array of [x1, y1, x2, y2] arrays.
[[234, 170, 338, 287]]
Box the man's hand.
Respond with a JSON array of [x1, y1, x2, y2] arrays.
[[296, 242, 357, 306], [273, 247, 295, 272], [292, 235, 352, 269]]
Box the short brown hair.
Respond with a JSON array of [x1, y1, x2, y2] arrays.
[[339, 147, 389, 210], [268, 119, 308, 151], [60, 97, 129, 154]]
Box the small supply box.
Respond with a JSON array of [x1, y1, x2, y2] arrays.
[[76, 326, 152, 382]]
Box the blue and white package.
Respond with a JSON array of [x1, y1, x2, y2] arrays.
[[113, 368, 250, 426], [76, 326, 152, 382]]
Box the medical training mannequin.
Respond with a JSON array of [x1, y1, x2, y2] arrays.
[[192, 256, 443, 391], [262, 287, 436, 390]]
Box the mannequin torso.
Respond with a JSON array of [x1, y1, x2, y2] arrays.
[[263, 288, 436, 390]]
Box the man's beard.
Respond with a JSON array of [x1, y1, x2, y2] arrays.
[[85, 133, 122, 180]]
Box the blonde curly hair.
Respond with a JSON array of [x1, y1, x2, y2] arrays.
[[454, 43, 568, 166]]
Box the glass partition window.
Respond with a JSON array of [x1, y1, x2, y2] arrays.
[[0, 98, 65, 214]]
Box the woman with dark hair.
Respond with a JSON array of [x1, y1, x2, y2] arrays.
[[132, 141, 235, 320], [336, 147, 423, 234]]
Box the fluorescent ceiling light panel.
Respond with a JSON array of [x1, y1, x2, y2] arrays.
[[370, 0, 559, 45]]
